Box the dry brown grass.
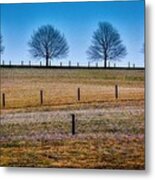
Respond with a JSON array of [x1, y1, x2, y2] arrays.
[[0, 102, 144, 169], [0, 68, 145, 169], [0, 68, 144, 110]]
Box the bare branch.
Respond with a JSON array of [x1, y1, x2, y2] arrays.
[[87, 22, 127, 68], [28, 25, 69, 66]]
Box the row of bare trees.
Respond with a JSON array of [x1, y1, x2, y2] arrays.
[[0, 22, 144, 68]]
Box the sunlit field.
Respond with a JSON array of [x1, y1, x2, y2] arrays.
[[0, 68, 145, 169]]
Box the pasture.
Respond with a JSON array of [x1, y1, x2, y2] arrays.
[[0, 68, 145, 169]]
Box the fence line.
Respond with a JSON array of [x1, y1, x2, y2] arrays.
[[0, 85, 143, 109], [0, 60, 145, 69]]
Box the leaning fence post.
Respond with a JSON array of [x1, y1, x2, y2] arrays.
[[115, 85, 118, 99], [77, 87, 80, 101], [2, 93, 5, 108], [40, 90, 43, 105], [71, 114, 76, 135]]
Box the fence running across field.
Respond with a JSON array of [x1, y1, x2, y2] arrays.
[[0, 85, 144, 109], [0, 106, 144, 137], [0, 60, 144, 69]]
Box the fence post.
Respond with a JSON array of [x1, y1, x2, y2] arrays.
[[69, 61, 71, 67], [40, 90, 43, 105], [2, 60, 5, 65], [114, 63, 116, 68], [40, 61, 42, 66], [133, 64, 135, 68], [2, 93, 5, 108], [60, 62, 62, 67], [77, 87, 80, 101], [71, 114, 75, 135], [96, 62, 98, 68], [77, 62, 79, 67], [49, 61, 51, 66], [21, 61, 24, 66], [29, 61, 31, 66], [88, 61, 90, 68], [115, 85, 118, 99], [108, 61, 110, 68], [128, 62, 130, 68], [9, 60, 11, 66]]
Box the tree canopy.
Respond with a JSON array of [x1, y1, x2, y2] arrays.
[[28, 25, 69, 66], [87, 22, 127, 68]]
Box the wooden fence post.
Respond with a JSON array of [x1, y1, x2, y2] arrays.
[[49, 61, 51, 66], [114, 63, 116, 68], [71, 114, 75, 135], [40, 90, 43, 105], [115, 85, 118, 99], [40, 61, 42, 66], [9, 60, 11, 66], [108, 61, 110, 67], [60, 62, 62, 67], [96, 62, 98, 67], [29, 61, 31, 66], [128, 62, 130, 68], [77, 62, 79, 67], [77, 87, 80, 101], [69, 61, 71, 67], [2, 93, 5, 108], [88, 61, 90, 68]]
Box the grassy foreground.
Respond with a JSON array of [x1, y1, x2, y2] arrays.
[[0, 68, 144, 169]]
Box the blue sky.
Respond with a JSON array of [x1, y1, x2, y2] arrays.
[[0, 0, 145, 67]]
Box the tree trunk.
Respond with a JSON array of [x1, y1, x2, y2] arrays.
[[104, 57, 107, 68], [46, 55, 49, 67]]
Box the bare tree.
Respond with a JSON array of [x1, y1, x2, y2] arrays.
[[87, 22, 127, 68], [0, 34, 4, 54], [28, 25, 69, 66]]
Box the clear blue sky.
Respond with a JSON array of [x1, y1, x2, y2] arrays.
[[0, 0, 145, 67]]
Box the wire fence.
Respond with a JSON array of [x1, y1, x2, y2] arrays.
[[0, 85, 144, 109], [0, 60, 144, 69]]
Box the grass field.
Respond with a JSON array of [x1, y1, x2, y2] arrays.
[[0, 68, 145, 169], [0, 68, 144, 109]]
